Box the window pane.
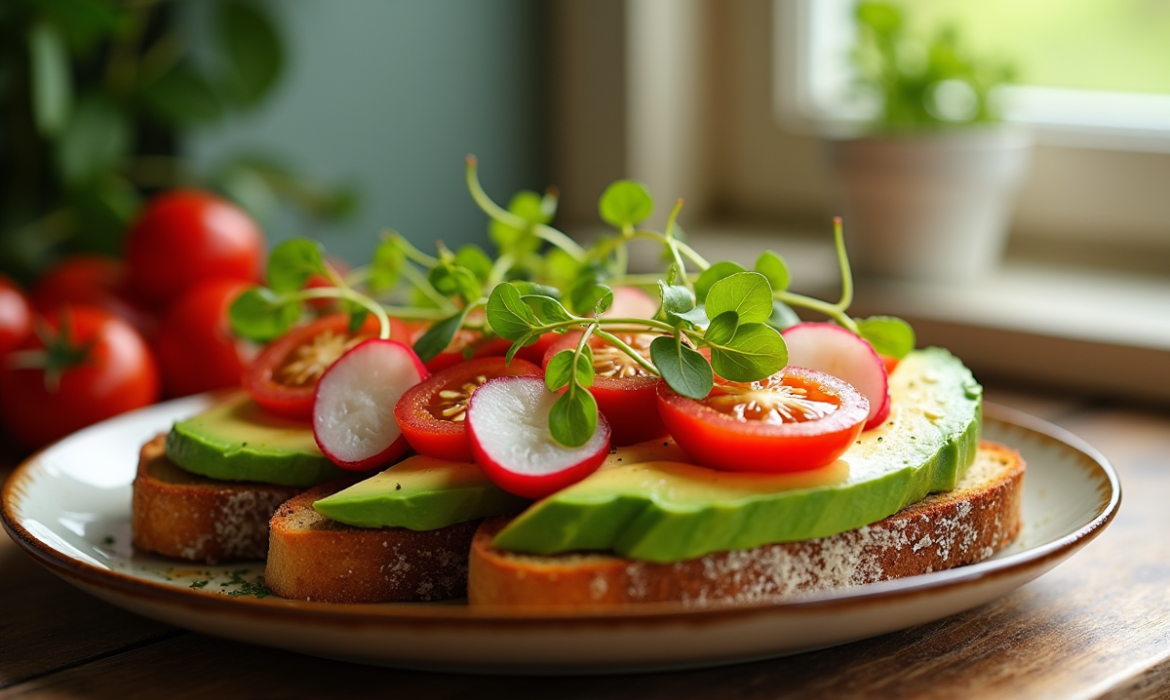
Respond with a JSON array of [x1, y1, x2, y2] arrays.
[[897, 0, 1170, 95]]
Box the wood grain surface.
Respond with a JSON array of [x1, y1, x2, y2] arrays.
[[2, 385, 1168, 700]]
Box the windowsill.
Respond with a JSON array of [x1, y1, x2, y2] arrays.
[[623, 224, 1170, 404]]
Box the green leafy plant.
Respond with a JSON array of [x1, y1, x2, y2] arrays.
[[851, 1, 1016, 131], [0, 0, 355, 282], [229, 158, 916, 450]]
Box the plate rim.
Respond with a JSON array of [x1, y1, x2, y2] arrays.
[[1, 399, 1121, 631]]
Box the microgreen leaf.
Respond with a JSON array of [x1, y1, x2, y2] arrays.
[[658, 280, 695, 325], [413, 308, 470, 363], [229, 287, 301, 342], [455, 244, 494, 283], [504, 333, 535, 364], [767, 300, 801, 330], [266, 239, 326, 293], [428, 264, 481, 305], [650, 337, 713, 400], [704, 310, 739, 346], [486, 283, 541, 342], [694, 261, 747, 303], [754, 251, 791, 293], [544, 248, 580, 290], [511, 281, 562, 299], [708, 323, 788, 382], [344, 303, 369, 335], [705, 272, 773, 325], [368, 237, 405, 293], [549, 387, 599, 448], [545, 347, 595, 392], [570, 280, 614, 318], [598, 180, 653, 229], [856, 316, 916, 359], [489, 190, 546, 255], [523, 295, 574, 325], [674, 305, 710, 329]]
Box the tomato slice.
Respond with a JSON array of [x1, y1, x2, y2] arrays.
[[543, 331, 668, 446], [394, 356, 543, 461], [244, 314, 412, 418], [656, 366, 869, 472]]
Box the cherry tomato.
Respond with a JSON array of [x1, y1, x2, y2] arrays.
[[124, 190, 263, 308], [657, 366, 869, 473], [394, 356, 543, 461], [245, 313, 413, 418], [0, 306, 159, 449], [543, 331, 668, 446], [0, 274, 32, 356], [31, 255, 156, 338], [154, 279, 254, 398]]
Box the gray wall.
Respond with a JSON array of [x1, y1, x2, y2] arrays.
[[185, 0, 549, 265]]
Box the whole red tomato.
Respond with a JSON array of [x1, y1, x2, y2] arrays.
[[32, 255, 156, 339], [154, 279, 253, 398], [0, 305, 160, 449], [124, 190, 264, 309], [0, 274, 32, 356]]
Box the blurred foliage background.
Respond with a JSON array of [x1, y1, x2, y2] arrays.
[[0, 0, 549, 285]]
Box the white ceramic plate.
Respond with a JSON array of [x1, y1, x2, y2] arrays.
[[2, 397, 1119, 674]]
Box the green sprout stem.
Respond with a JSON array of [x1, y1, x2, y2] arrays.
[[534, 223, 587, 260], [772, 217, 859, 333], [593, 328, 660, 376], [295, 288, 393, 339], [389, 232, 440, 268], [570, 323, 596, 397], [400, 264, 459, 312], [466, 156, 586, 262]]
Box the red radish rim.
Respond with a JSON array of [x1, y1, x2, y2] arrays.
[[312, 339, 427, 470], [467, 375, 611, 499], [781, 322, 889, 429]]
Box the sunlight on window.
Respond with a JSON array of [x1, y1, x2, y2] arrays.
[[784, 0, 1170, 149]]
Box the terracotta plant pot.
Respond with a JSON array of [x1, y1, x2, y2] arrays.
[[827, 127, 1031, 282]]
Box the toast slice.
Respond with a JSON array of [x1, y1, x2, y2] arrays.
[[265, 481, 479, 603], [132, 435, 302, 564], [468, 440, 1025, 608]]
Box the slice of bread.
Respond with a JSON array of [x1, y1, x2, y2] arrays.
[[264, 481, 479, 603], [468, 440, 1025, 608], [132, 435, 302, 564]]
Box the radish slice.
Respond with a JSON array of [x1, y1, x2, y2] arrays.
[[467, 375, 611, 499], [313, 339, 428, 470], [781, 322, 891, 430]]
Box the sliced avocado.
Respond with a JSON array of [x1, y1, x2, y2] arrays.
[[165, 393, 349, 487], [492, 347, 982, 563], [312, 441, 689, 531]]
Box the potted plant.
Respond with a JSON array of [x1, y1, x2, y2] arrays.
[[827, 1, 1031, 282]]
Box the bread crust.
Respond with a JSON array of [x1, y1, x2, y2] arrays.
[[265, 481, 478, 603], [468, 440, 1025, 608], [132, 435, 301, 564]]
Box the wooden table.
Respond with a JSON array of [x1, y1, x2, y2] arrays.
[[2, 383, 1168, 700]]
